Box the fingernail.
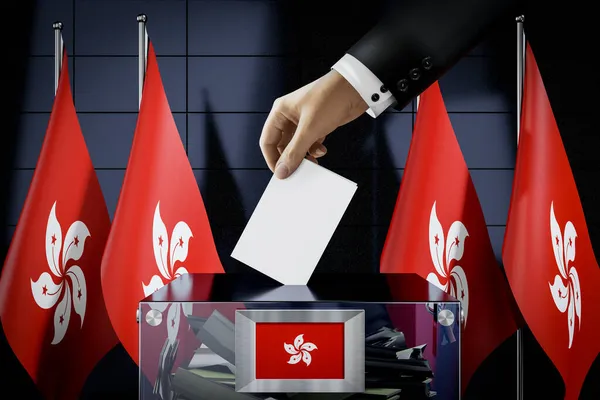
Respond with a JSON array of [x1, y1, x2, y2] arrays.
[[314, 147, 326, 157], [275, 162, 289, 179], [316, 143, 328, 156]]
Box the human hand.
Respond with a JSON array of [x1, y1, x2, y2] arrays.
[[259, 70, 368, 179]]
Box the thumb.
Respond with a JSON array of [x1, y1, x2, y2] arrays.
[[275, 119, 318, 179]]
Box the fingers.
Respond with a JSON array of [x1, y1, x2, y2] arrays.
[[308, 141, 327, 158], [306, 155, 318, 164], [259, 102, 296, 172], [277, 130, 294, 155], [275, 119, 320, 179]]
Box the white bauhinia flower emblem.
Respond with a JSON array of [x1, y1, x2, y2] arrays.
[[31, 202, 89, 345], [284, 334, 317, 366], [549, 202, 582, 349], [426, 202, 470, 326], [142, 202, 193, 342]]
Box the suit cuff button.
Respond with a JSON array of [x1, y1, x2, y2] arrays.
[[409, 68, 421, 80], [422, 57, 433, 70], [397, 79, 409, 92]]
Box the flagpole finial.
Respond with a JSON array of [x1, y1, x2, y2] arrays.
[[53, 21, 64, 94], [516, 15, 525, 23], [137, 13, 148, 108]]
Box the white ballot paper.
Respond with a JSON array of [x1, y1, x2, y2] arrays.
[[231, 159, 357, 285]]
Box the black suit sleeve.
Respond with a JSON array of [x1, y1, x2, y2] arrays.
[[347, 0, 520, 111]]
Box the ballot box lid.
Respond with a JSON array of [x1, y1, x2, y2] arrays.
[[141, 272, 458, 304]]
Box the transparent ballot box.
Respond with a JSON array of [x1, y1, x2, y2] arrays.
[[139, 273, 461, 400]]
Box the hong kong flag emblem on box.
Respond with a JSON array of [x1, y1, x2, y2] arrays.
[[256, 323, 344, 379], [235, 309, 365, 393]]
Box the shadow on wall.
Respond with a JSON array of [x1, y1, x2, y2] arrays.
[[372, 118, 403, 269], [1, 2, 35, 263], [317, 115, 382, 274], [192, 0, 302, 274], [0, 3, 38, 398], [197, 90, 253, 274]]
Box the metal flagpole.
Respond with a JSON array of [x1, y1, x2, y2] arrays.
[[137, 14, 148, 108], [135, 13, 147, 326], [53, 21, 63, 94], [515, 14, 525, 400], [516, 15, 525, 143]]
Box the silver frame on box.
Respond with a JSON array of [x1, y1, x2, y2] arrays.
[[235, 309, 365, 393]]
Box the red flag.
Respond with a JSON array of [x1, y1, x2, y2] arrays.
[[255, 323, 344, 379], [0, 52, 117, 399], [101, 42, 224, 365], [380, 82, 519, 391], [503, 43, 600, 400]]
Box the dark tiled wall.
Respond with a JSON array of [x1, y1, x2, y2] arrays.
[[9, 0, 516, 273]]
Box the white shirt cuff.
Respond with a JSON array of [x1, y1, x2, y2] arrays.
[[332, 53, 397, 118]]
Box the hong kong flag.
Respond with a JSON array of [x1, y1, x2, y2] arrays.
[[0, 51, 117, 399], [502, 43, 600, 400], [100, 41, 224, 366], [256, 323, 344, 380], [380, 82, 520, 392]]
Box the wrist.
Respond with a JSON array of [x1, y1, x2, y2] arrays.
[[329, 70, 369, 121]]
